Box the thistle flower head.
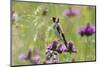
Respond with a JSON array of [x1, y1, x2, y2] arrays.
[[78, 26, 86, 36], [31, 55, 40, 64], [63, 7, 80, 17], [47, 44, 52, 50], [19, 53, 26, 60], [84, 23, 95, 36], [67, 41, 77, 53], [78, 23, 96, 37], [51, 40, 58, 50], [57, 44, 68, 53]]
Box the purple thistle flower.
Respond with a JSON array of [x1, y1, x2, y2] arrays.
[[19, 53, 26, 60], [78, 23, 96, 37], [30, 48, 41, 64], [45, 44, 54, 59], [45, 40, 59, 64], [63, 7, 80, 17], [45, 40, 58, 64], [57, 44, 63, 53], [67, 41, 77, 53], [31, 55, 40, 64], [84, 23, 95, 36], [57, 44, 68, 53], [71, 7, 80, 16], [51, 40, 58, 51], [19, 48, 32, 61], [47, 44, 52, 50], [78, 26, 86, 36]]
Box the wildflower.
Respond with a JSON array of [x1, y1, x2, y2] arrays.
[[31, 55, 40, 64], [31, 48, 40, 64], [19, 48, 32, 61], [78, 23, 96, 37], [67, 41, 77, 53], [51, 40, 58, 51], [45, 43, 55, 61], [63, 7, 80, 17], [19, 53, 26, 60], [19, 48, 41, 64], [45, 40, 58, 64], [57, 44, 67, 53], [47, 44, 52, 50], [84, 23, 95, 36], [78, 26, 86, 36]]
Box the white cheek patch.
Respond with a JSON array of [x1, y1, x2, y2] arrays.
[[55, 17, 58, 22]]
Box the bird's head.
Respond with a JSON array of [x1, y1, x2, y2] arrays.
[[52, 17, 59, 23]]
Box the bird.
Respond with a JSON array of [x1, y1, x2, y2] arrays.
[[52, 17, 68, 48]]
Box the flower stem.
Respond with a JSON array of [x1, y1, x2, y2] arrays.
[[84, 37, 89, 61]]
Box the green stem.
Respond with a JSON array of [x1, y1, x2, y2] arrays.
[[84, 37, 89, 61]]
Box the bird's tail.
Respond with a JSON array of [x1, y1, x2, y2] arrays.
[[61, 33, 67, 48]]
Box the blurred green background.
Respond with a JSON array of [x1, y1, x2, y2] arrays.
[[12, 0, 96, 66]]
